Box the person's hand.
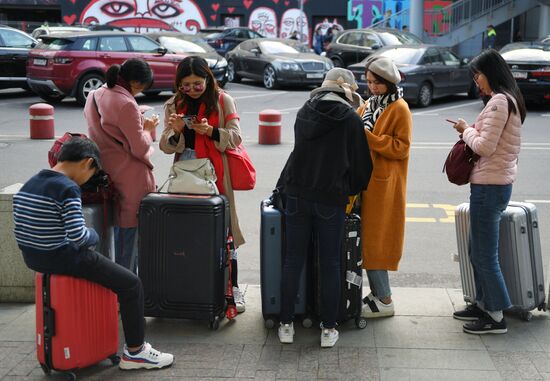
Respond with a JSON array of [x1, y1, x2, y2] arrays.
[[192, 118, 213, 137], [454, 118, 468, 134], [167, 113, 185, 133], [143, 114, 159, 131]]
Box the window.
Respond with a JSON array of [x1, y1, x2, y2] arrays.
[[440, 49, 460, 66], [127, 36, 159, 53], [72, 37, 97, 51], [259, 41, 298, 54], [422, 48, 444, 65], [99, 36, 127, 52], [239, 40, 253, 51], [0, 29, 34, 48], [360, 33, 381, 48], [339, 32, 362, 46]]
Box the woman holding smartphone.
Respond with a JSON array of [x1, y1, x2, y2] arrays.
[[159, 56, 247, 313]]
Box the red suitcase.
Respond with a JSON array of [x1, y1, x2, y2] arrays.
[[35, 273, 120, 380]]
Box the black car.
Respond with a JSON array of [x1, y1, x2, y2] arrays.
[[0, 25, 37, 90], [500, 42, 550, 104], [201, 27, 264, 56], [348, 45, 478, 107], [147, 32, 228, 87], [226, 38, 333, 90], [326, 27, 422, 68]]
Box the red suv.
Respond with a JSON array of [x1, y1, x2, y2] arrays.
[[27, 31, 189, 105]]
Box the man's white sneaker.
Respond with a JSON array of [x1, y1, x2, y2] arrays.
[[278, 322, 294, 344], [233, 286, 246, 313], [320, 328, 339, 348], [119, 342, 174, 370], [361, 295, 395, 318]]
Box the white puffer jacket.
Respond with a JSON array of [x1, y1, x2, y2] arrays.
[[462, 93, 522, 185]]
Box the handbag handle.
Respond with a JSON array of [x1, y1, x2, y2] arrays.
[[157, 175, 176, 193]]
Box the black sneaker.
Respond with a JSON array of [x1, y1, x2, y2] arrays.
[[463, 315, 507, 335], [453, 304, 485, 321]]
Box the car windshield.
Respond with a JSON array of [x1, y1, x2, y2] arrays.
[[500, 42, 550, 54], [158, 36, 213, 53], [378, 31, 422, 45], [36, 38, 73, 50], [205, 32, 223, 39], [376, 48, 424, 64], [259, 41, 299, 54]]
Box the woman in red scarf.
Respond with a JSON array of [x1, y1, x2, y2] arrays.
[[159, 56, 246, 313]]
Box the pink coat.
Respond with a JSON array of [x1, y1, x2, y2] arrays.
[[84, 85, 155, 227], [462, 93, 521, 185]]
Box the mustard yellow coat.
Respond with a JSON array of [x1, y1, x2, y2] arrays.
[[357, 98, 412, 271]]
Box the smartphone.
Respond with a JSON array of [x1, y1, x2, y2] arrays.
[[446, 119, 457, 124], [181, 115, 197, 128]]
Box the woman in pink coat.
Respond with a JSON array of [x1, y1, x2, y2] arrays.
[[84, 58, 159, 272]]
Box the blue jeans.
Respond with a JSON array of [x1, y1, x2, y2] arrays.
[[114, 227, 138, 273], [280, 196, 345, 329], [367, 270, 391, 299], [469, 183, 513, 312]]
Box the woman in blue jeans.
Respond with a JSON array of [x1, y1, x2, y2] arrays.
[[451, 49, 526, 334], [277, 68, 372, 347]]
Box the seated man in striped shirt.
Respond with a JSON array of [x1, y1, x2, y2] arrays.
[[13, 137, 174, 371]]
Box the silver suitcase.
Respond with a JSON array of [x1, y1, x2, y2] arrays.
[[455, 202, 546, 320], [82, 203, 115, 261]]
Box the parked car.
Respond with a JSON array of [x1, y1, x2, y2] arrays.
[[226, 38, 333, 89], [326, 27, 422, 68], [538, 35, 550, 44], [146, 32, 228, 87], [0, 25, 37, 90], [27, 31, 189, 105], [348, 45, 478, 107], [500, 42, 550, 104], [31, 26, 89, 40], [201, 27, 264, 56]]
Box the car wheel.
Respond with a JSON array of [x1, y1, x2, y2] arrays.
[[331, 56, 344, 68], [143, 90, 161, 97], [467, 82, 480, 99], [417, 82, 433, 107], [263, 65, 278, 90], [227, 60, 241, 83], [77, 73, 104, 106], [38, 92, 65, 104]]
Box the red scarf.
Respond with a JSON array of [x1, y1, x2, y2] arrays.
[[176, 101, 225, 195]]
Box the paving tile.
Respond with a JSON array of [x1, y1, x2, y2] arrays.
[[386, 287, 455, 317], [0, 304, 32, 326], [380, 368, 502, 381], [481, 319, 545, 352], [377, 348, 495, 370]]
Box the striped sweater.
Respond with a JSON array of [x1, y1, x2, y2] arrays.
[[13, 170, 98, 267]]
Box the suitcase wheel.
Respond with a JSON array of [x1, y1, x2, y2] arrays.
[[209, 316, 220, 330], [355, 317, 367, 329], [109, 354, 121, 365], [520, 311, 532, 322], [301, 317, 313, 329], [63, 371, 77, 381], [264, 318, 276, 329], [40, 364, 51, 375]]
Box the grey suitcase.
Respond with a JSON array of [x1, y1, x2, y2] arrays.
[[260, 198, 310, 329], [455, 202, 546, 320], [82, 203, 115, 261]]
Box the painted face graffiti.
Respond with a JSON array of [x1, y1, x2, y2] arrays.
[[280, 8, 309, 42], [248, 7, 277, 38], [80, 0, 207, 34]]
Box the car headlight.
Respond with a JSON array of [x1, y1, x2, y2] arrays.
[[217, 58, 228, 68], [325, 61, 334, 70], [281, 62, 301, 71], [205, 58, 218, 68]]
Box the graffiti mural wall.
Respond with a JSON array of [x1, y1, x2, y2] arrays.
[[347, 0, 411, 30]]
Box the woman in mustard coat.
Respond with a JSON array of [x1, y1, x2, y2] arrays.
[[357, 57, 412, 318]]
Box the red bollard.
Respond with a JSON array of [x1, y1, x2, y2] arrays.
[[29, 103, 55, 139], [258, 109, 282, 145]]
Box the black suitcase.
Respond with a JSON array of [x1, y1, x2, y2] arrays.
[[260, 199, 310, 329], [138, 193, 229, 330], [311, 214, 366, 329]]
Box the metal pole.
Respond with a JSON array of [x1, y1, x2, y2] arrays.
[[299, 0, 304, 43]]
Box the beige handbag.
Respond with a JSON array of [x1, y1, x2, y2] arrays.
[[159, 158, 219, 195]]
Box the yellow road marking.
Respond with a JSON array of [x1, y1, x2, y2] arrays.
[[405, 203, 456, 223]]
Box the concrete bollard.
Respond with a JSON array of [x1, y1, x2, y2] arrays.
[[29, 103, 55, 139], [258, 109, 282, 145]]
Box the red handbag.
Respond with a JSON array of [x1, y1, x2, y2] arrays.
[[443, 133, 480, 186], [225, 144, 256, 190]]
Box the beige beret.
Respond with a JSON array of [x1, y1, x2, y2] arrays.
[[368, 57, 401, 84]]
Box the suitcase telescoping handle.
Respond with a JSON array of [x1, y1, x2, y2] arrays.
[[42, 273, 55, 371]]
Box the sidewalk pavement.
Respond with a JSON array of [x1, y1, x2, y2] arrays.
[[1, 285, 550, 381]]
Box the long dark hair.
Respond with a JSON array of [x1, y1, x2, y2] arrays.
[[174, 56, 219, 116], [470, 49, 526, 123], [105, 58, 153, 89]]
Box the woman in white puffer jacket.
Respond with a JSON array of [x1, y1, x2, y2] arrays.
[[451, 49, 527, 335]]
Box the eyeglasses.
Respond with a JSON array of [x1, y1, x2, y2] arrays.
[[179, 80, 206, 93]]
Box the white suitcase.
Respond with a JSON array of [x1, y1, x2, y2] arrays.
[[455, 202, 546, 321]]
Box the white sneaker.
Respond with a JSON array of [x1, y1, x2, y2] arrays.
[[233, 286, 246, 313], [119, 342, 174, 370], [320, 328, 339, 348], [278, 322, 294, 344], [361, 294, 395, 318]]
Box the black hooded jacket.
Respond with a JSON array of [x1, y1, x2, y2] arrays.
[[279, 92, 373, 206]]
